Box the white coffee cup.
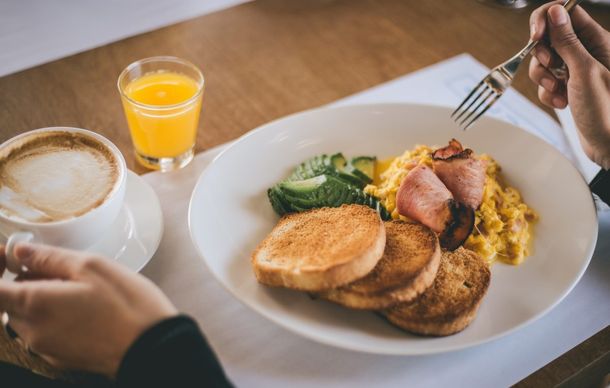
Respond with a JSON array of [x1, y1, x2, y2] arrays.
[[0, 127, 127, 273]]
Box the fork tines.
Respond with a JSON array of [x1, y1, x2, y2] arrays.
[[451, 79, 502, 131]]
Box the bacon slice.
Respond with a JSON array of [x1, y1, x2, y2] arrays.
[[432, 138, 464, 159], [396, 165, 474, 250], [432, 139, 486, 210], [396, 165, 453, 234], [439, 202, 475, 251]]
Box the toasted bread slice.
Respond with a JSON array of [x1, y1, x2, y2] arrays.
[[318, 221, 440, 309], [252, 204, 386, 292], [384, 247, 490, 336]]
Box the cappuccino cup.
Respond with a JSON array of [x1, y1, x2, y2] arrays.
[[0, 127, 127, 273]]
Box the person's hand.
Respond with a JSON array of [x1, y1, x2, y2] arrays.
[[0, 243, 177, 378], [529, 2, 610, 169]]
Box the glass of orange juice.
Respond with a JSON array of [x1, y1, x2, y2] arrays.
[[118, 56, 204, 171]]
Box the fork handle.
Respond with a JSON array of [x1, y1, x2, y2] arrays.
[[516, 0, 584, 63], [563, 0, 584, 12]]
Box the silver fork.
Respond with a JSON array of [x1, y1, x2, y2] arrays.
[[452, 0, 583, 130]]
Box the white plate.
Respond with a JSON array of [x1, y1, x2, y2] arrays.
[[88, 171, 163, 272], [188, 103, 598, 355]]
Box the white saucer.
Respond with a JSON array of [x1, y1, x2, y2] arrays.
[[87, 171, 163, 272]]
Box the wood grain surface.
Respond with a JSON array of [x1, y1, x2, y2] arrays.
[[514, 325, 610, 388], [0, 0, 609, 382], [0, 0, 606, 174]]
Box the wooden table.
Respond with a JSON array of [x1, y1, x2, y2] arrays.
[[0, 0, 609, 385]]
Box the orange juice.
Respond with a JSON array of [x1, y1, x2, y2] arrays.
[[121, 71, 203, 160]]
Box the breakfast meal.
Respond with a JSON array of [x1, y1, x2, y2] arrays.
[[0, 130, 120, 223], [252, 138, 536, 336]]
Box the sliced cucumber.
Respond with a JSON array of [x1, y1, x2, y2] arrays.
[[286, 154, 368, 188], [281, 174, 328, 192], [330, 153, 347, 171], [267, 186, 291, 215], [351, 156, 376, 181], [268, 174, 390, 220], [287, 155, 329, 181], [344, 163, 373, 185]]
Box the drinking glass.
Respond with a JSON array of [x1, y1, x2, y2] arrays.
[[118, 56, 204, 171]]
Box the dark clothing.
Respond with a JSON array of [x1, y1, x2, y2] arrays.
[[1, 315, 232, 387], [116, 315, 231, 387]]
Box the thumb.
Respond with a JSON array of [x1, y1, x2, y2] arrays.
[[14, 243, 82, 279], [547, 5, 592, 71]]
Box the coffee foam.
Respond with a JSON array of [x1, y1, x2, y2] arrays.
[[0, 131, 119, 223]]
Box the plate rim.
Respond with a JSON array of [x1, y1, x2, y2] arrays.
[[188, 102, 599, 355]]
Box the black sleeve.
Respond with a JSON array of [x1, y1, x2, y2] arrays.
[[116, 315, 232, 388], [590, 168, 610, 205]]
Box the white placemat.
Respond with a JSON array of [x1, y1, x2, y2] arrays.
[[555, 109, 601, 182], [0, 0, 251, 77], [141, 54, 610, 387]]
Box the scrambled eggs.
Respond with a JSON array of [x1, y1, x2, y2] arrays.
[[368, 145, 434, 220], [365, 146, 537, 265]]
